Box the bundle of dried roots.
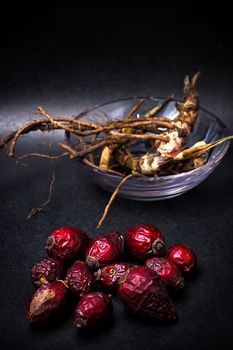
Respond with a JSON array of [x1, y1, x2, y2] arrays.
[[1, 72, 232, 227]]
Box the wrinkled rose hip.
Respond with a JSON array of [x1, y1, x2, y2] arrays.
[[46, 227, 91, 262], [118, 266, 176, 320], [125, 224, 165, 261], [86, 231, 124, 270], [27, 223, 199, 327], [145, 257, 184, 290], [65, 261, 95, 296], [97, 262, 133, 293], [31, 257, 64, 287], [27, 281, 67, 325], [74, 292, 113, 329], [166, 243, 197, 273]]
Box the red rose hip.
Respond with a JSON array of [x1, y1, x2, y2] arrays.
[[65, 261, 95, 296], [27, 281, 67, 325], [97, 262, 133, 293], [31, 257, 64, 287], [46, 227, 91, 262], [166, 243, 197, 273], [125, 224, 165, 261], [145, 257, 184, 290], [118, 266, 176, 321], [86, 231, 124, 270], [74, 292, 113, 329]]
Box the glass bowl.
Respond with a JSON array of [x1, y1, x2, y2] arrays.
[[75, 97, 230, 201]]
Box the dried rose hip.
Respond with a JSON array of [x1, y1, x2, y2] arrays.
[[145, 257, 184, 290], [74, 292, 113, 329], [118, 266, 176, 321], [31, 257, 64, 287], [166, 243, 197, 273], [27, 281, 67, 325], [65, 261, 95, 296], [97, 262, 133, 293], [125, 224, 165, 261], [85, 231, 124, 270], [46, 227, 91, 262]]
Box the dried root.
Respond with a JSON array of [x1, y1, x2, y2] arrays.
[[96, 173, 142, 229], [27, 164, 58, 219], [1, 73, 232, 227]]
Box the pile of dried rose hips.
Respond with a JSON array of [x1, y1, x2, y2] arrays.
[[27, 225, 197, 329]]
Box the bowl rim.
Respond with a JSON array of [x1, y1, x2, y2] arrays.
[[75, 96, 230, 182]]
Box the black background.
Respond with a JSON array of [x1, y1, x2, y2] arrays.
[[0, 2, 233, 350]]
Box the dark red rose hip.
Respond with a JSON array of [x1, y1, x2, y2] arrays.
[[85, 231, 124, 270], [166, 243, 197, 273], [125, 224, 165, 261], [65, 261, 95, 296], [31, 257, 64, 287], [27, 281, 67, 325], [97, 262, 133, 293], [145, 257, 184, 290], [74, 292, 113, 329], [118, 266, 176, 321], [46, 227, 91, 262]]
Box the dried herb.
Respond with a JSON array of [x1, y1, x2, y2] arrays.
[[1, 72, 232, 227]]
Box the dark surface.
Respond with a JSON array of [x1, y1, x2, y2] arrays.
[[1, 3, 233, 350]]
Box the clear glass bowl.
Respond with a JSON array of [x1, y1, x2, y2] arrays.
[[75, 97, 230, 201]]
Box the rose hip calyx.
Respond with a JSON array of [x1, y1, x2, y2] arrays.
[[46, 236, 56, 251], [152, 237, 165, 255], [86, 256, 99, 271]]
